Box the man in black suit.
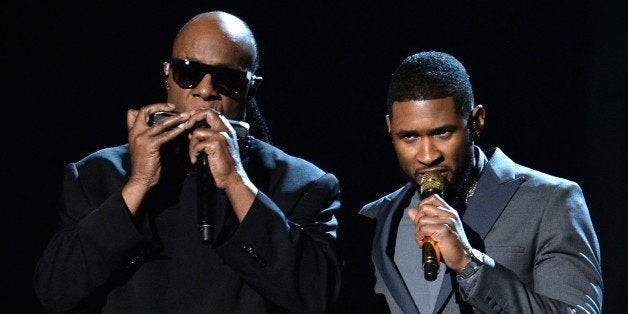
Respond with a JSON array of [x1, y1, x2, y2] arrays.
[[35, 11, 341, 313]]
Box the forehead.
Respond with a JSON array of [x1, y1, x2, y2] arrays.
[[172, 18, 252, 70], [390, 97, 462, 127]]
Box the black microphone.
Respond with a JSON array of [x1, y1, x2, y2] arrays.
[[194, 119, 250, 244], [419, 171, 446, 281], [196, 150, 215, 244], [193, 120, 216, 244]]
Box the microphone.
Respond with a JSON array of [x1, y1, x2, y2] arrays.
[[194, 119, 250, 244], [419, 171, 446, 281], [196, 150, 215, 244], [192, 120, 216, 244]]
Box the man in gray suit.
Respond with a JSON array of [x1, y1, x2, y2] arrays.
[[339, 51, 602, 313]]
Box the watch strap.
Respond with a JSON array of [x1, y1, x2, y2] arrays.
[[458, 248, 484, 279]]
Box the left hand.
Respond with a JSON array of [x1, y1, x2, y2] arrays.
[[407, 194, 472, 273]]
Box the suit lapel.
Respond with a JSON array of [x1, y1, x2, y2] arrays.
[[432, 270, 454, 313], [372, 183, 420, 313], [463, 148, 524, 240]]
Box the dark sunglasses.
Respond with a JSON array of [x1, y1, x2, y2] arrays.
[[169, 58, 254, 101]]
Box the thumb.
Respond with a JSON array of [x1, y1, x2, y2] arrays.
[[127, 109, 139, 130], [407, 208, 418, 224]]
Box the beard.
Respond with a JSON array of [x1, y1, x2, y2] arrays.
[[409, 145, 477, 209], [448, 146, 478, 209], [448, 161, 473, 208]]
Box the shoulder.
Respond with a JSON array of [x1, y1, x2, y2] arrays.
[[69, 144, 130, 177], [516, 164, 579, 190], [251, 139, 333, 180], [486, 147, 581, 192], [511, 162, 582, 198], [60, 144, 130, 204], [248, 138, 338, 188], [359, 185, 409, 219], [488, 148, 578, 187]]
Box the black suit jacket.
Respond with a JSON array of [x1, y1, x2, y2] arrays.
[[35, 138, 341, 313]]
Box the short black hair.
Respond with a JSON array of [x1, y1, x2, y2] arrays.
[[386, 51, 474, 118]]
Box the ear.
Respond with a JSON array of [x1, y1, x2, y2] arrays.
[[385, 114, 392, 136], [162, 61, 170, 89], [470, 105, 486, 140]]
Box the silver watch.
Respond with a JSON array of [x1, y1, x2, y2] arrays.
[[457, 248, 484, 279]]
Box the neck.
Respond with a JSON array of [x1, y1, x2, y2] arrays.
[[451, 152, 482, 211]]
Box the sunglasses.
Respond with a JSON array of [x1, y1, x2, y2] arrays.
[[169, 58, 254, 101]]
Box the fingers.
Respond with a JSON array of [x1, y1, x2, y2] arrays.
[[127, 103, 177, 130], [409, 196, 471, 269], [409, 203, 455, 224], [189, 131, 229, 164], [407, 207, 419, 223], [127, 109, 139, 130], [408, 199, 460, 246], [186, 109, 218, 128], [418, 197, 458, 224], [415, 219, 455, 237], [150, 111, 192, 134], [204, 109, 228, 131], [191, 109, 235, 135], [188, 109, 239, 162]]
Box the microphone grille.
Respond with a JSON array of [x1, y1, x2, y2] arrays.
[[419, 171, 446, 198]]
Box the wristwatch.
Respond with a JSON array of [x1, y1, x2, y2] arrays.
[[457, 248, 484, 279]]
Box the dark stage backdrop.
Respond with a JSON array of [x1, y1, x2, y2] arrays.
[[4, 1, 626, 312]]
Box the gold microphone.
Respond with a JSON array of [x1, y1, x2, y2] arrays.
[[419, 171, 446, 281]]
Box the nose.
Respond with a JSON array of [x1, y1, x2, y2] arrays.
[[193, 74, 220, 100], [416, 137, 443, 166]]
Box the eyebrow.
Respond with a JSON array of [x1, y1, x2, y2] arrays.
[[429, 125, 456, 135], [395, 129, 417, 134], [393, 124, 457, 137]]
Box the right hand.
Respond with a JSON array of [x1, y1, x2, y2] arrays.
[[122, 103, 192, 214], [407, 194, 472, 273]]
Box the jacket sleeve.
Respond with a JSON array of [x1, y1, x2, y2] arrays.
[[34, 162, 150, 313], [458, 181, 603, 313], [214, 172, 341, 313]]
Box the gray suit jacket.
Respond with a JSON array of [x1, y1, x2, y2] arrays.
[[357, 147, 603, 313]]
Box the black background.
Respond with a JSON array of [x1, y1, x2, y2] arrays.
[[4, 1, 626, 312]]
